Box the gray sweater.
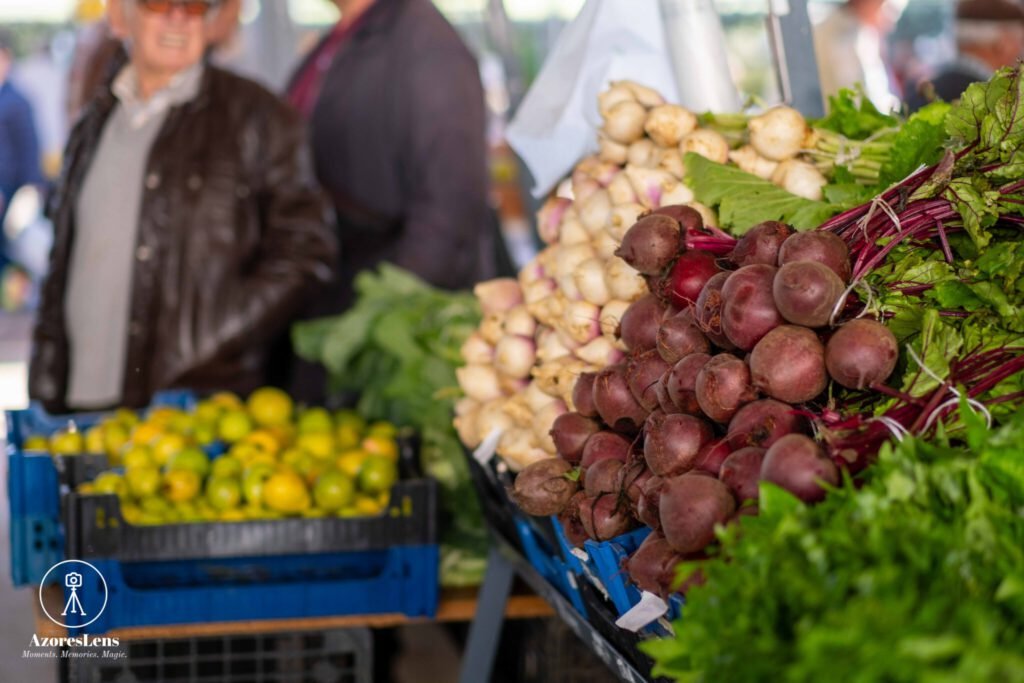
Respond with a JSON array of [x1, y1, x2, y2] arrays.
[[65, 65, 202, 409]]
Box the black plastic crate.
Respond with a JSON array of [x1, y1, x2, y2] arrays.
[[64, 477, 436, 561], [63, 627, 373, 683], [577, 581, 671, 683], [53, 453, 109, 491]]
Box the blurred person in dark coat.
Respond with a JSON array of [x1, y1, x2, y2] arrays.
[[281, 0, 493, 400], [0, 30, 44, 238], [30, 0, 335, 412], [907, 0, 1024, 110]]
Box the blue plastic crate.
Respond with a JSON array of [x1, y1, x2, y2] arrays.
[[6, 391, 195, 586], [5, 389, 195, 448], [513, 517, 587, 616], [60, 546, 439, 634], [576, 527, 686, 635]]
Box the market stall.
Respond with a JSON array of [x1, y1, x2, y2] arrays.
[[6, 0, 1024, 681], [447, 1, 1024, 680]]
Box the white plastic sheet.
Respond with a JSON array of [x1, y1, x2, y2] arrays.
[[506, 0, 681, 198]]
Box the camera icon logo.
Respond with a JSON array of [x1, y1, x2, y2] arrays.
[[39, 560, 108, 630]]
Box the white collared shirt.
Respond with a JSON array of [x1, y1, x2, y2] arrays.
[[111, 62, 204, 129]]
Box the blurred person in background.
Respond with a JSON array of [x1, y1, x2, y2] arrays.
[[906, 0, 1024, 110], [11, 34, 70, 179], [0, 30, 44, 268], [30, 0, 336, 413], [280, 0, 492, 400], [814, 0, 907, 112]]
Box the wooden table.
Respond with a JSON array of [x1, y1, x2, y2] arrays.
[[36, 584, 552, 641]]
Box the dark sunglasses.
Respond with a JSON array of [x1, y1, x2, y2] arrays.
[[137, 0, 219, 17]]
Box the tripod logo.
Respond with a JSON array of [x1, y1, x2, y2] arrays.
[[38, 560, 108, 629]]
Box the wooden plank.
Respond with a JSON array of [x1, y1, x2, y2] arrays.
[[36, 585, 552, 641]]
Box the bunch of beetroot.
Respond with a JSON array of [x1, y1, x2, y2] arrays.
[[510, 205, 904, 601]]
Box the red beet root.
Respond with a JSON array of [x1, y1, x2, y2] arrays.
[[665, 250, 722, 308], [695, 353, 757, 423], [573, 372, 599, 418], [749, 325, 828, 403], [694, 270, 736, 350], [584, 458, 625, 497], [637, 475, 666, 530], [620, 294, 668, 353], [660, 474, 736, 554], [650, 204, 705, 232], [550, 412, 602, 464], [643, 412, 715, 477], [559, 492, 590, 547], [761, 434, 839, 503], [580, 430, 632, 468], [721, 264, 784, 351], [693, 438, 732, 476], [625, 532, 685, 598], [773, 261, 847, 328], [626, 349, 672, 413], [730, 221, 794, 267], [511, 458, 579, 516], [825, 319, 899, 390], [657, 310, 710, 364], [615, 214, 683, 275], [593, 364, 649, 433], [777, 231, 851, 282], [719, 446, 766, 503], [580, 494, 635, 541], [727, 399, 808, 450], [666, 352, 711, 415]]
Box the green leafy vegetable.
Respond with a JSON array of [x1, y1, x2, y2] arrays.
[[683, 153, 839, 232], [645, 406, 1024, 682], [814, 88, 899, 139], [878, 101, 951, 187], [292, 265, 488, 586]]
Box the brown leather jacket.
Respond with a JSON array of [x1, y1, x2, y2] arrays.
[[30, 66, 337, 412]]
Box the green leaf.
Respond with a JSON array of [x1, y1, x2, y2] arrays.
[[901, 309, 963, 397], [943, 177, 1001, 249], [927, 281, 983, 311], [946, 73, 1003, 145], [318, 307, 379, 375], [822, 182, 877, 207], [879, 101, 951, 187], [684, 153, 839, 231], [815, 87, 899, 139], [759, 482, 804, 516]]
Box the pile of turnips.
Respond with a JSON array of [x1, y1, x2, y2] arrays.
[[512, 204, 902, 600]]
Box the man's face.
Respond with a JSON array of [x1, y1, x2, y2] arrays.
[[110, 0, 211, 78], [0, 49, 10, 82]]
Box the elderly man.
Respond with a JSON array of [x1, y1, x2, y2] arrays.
[[30, 0, 336, 412], [908, 0, 1024, 110]]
